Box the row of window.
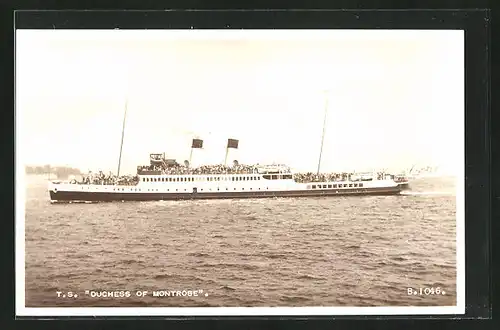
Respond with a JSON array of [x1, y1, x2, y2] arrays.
[[79, 186, 271, 192], [143, 176, 264, 183], [311, 183, 364, 189], [80, 187, 134, 192], [262, 174, 293, 180]]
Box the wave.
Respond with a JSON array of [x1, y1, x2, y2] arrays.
[[401, 191, 455, 197]]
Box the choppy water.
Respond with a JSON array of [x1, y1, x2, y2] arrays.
[[23, 175, 457, 307]]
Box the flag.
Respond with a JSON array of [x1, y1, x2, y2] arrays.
[[192, 138, 203, 149], [227, 138, 239, 149]]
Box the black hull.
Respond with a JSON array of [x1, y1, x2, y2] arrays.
[[49, 186, 402, 203], [398, 183, 411, 190]]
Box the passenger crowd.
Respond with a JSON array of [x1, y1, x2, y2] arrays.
[[293, 171, 389, 183], [137, 160, 392, 184], [137, 163, 263, 175], [70, 164, 399, 186], [70, 171, 140, 186]]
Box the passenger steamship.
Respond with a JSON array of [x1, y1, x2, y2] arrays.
[[48, 154, 402, 202], [47, 94, 407, 203]]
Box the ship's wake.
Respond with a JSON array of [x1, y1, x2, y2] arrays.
[[400, 191, 456, 197]]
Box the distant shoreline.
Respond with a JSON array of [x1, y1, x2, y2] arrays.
[[25, 173, 83, 180], [25, 165, 81, 179]]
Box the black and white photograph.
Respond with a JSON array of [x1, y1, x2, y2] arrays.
[[16, 29, 464, 316]]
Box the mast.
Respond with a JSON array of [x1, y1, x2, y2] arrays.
[[117, 100, 128, 177], [316, 91, 329, 174]]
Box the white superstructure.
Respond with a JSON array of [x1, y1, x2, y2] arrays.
[[48, 164, 398, 197]]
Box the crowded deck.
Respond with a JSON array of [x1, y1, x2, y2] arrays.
[[68, 163, 397, 186], [59, 150, 406, 186], [293, 171, 389, 183], [71, 171, 140, 186], [137, 163, 261, 175]]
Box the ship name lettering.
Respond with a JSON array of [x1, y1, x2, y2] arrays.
[[152, 290, 198, 297]]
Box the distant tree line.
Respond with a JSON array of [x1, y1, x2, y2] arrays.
[[25, 165, 81, 178]]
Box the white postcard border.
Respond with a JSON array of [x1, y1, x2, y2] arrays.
[[15, 29, 465, 317]]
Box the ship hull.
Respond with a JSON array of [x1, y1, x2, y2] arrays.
[[49, 186, 402, 203], [397, 182, 411, 190]]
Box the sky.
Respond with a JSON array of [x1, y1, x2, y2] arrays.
[[16, 29, 464, 175]]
